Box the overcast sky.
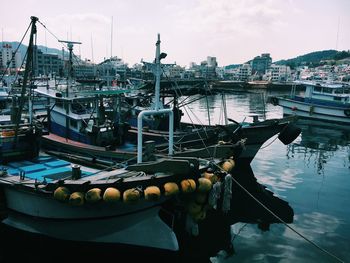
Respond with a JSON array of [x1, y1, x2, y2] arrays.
[[1, 0, 349, 67]]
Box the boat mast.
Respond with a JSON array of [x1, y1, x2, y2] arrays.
[[58, 40, 81, 96], [137, 34, 173, 163], [154, 34, 161, 110], [14, 16, 38, 147], [58, 40, 81, 140]]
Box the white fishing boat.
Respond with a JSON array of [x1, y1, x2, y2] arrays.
[[270, 80, 350, 124]]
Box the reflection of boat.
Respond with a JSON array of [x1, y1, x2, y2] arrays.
[[287, 119, 350, 173], [270, 80, 350, 124]]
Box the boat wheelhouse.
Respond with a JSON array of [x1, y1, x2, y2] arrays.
[[270, 80, 350, 124]]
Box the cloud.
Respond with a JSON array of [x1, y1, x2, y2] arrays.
[[174, 0, 287, 38]]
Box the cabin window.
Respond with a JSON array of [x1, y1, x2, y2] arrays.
[[314, 86, 322, 92], [55, 99, 63, 108], [333, 97, 342, 101], [70, 118, 78, 128], [322, 88, 332, 94]]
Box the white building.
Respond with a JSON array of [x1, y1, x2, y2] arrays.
[[0, 43, 22, 71], [238, 64, 252, 81]]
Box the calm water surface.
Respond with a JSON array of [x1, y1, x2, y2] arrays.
[[181, 89, 350, 262]]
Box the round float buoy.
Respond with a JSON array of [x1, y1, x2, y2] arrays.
[[85, 188, 102, 203], [278, 123, 301, 145], [163, 182, 179, 196], [203, 169, 218, 184], [186, 200, 202, 216], [197, 178, 212, 193], [69, 192, 85, 206], [123, 188, 141, 203], [144, 186, 161, 201], [181, 179, 196, 193], [53, 186, 70, 202], [192, 209, 207, 222], [291, 106, 298, 111], [194, 192, 208, 204], [103, 187, 121, 202], [221, 159, 235, 172]]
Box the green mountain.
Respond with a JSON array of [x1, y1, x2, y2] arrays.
[[275, 50, 350, 68]]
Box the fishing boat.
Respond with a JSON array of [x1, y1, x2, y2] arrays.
[[0, 22, 296, 260], [269, 80, 350, 124], [34, 28, 300, 164]]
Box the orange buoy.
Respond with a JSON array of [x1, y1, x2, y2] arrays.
[[221, 159, 235, 172], [85, 188, 102, 203], [103, 187, 121, 202], [181, 179, 196, 193], [69, 192, 85, 206], [123, 188, 141, 203], [194, 192, 208, 204], [203, 171, 218, 184], [197, 178, 212, 193], [144, 186, 161, 201], [53, 186, 70, 202], [163, 182, 179, 196], [186, 200, 202, 216], [192, 209, 207, 222]]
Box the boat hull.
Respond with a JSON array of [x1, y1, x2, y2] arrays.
[[3, 207, 179, 251], [277, 97, 350, 124]]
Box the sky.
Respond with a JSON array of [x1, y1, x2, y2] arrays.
[[1, 0, 349, 67]]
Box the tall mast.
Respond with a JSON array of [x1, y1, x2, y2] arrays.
[[14, 16, 38, 146], [58, 40, 81, 96], [154, 34, 161, 110], [111, 16, 113, 59]]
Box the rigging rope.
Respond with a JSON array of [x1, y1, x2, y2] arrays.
[[0, 21, 32, 82], [212, 162, 345, 263]]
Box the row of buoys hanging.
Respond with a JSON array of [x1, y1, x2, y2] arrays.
[[182, 175, 214, 223], [53, 178, 206, 206]]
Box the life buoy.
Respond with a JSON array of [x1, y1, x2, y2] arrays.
[[344, 109, 350, 117]]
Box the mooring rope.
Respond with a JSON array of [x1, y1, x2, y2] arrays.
[[212, 161, 345, 263]]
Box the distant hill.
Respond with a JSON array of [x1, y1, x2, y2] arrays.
[[275, 50, 350, 68]]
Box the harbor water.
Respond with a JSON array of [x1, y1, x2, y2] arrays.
[[182, 89, 350, 262], [0, 89, 349, 262]]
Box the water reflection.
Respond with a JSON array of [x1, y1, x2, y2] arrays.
[[287, 119, 350, 175]]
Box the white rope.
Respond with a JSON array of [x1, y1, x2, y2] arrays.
[[210, 161, 345, 263], [208, 181, 222, 210], [222, 174, 232, 213]]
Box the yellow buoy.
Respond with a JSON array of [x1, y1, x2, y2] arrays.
[[203, 171, 218, 184], [85, 188, 102, 203], [192, 209, 207, 222], [53, 186, 70, 202], [181, 179, 196, 193], [221, 159, 235, 172], [186, 200, 202, 216], [194, 192, 208, 205], [163, 182, 179, 196], [197, 177, 212, 193], [144, 186, 161, 201], [123, 188, 141, 203], [103, 187, 121, 203], [68, 192, 85, 206]]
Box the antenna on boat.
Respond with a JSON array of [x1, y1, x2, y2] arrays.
[[137, 34, 173, 163], [110, 16, 113, 59], [58, 39, 81, 96]]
